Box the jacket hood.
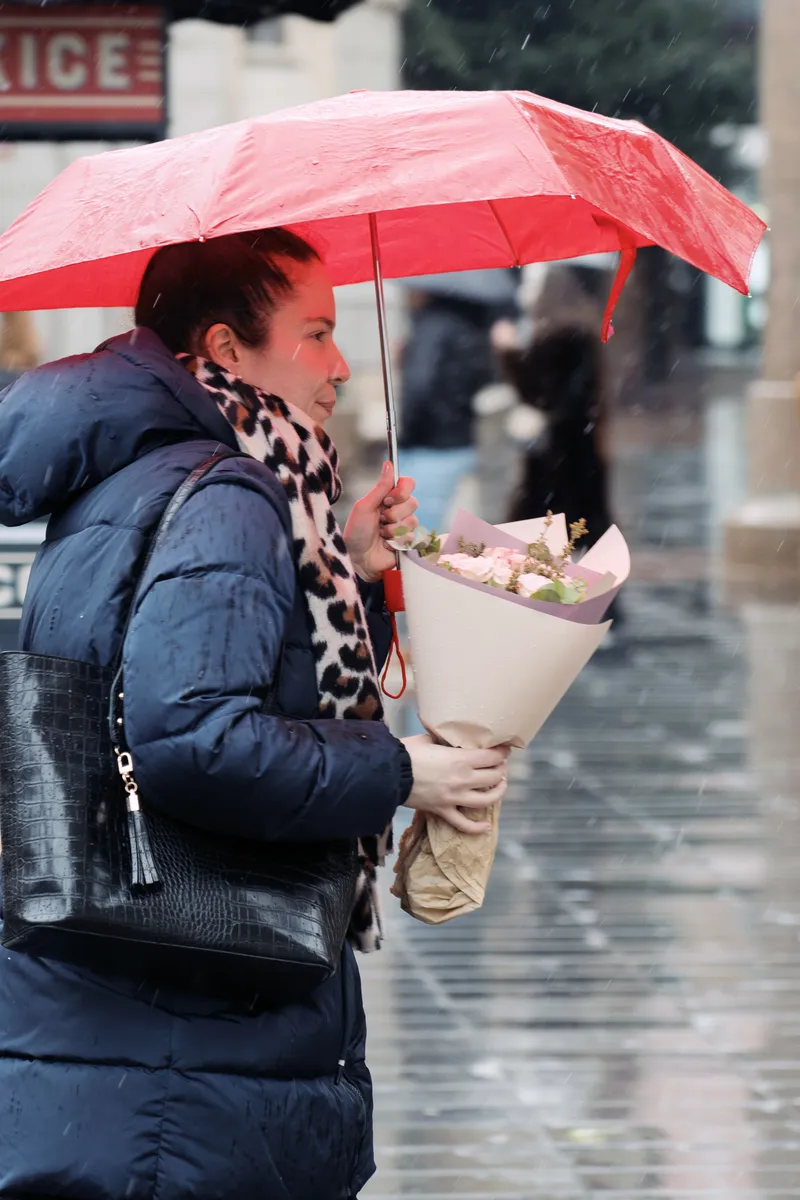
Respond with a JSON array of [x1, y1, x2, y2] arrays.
[[0, 328, 237, 526]]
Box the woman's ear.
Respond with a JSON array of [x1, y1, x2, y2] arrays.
[[202, 323, 240, 371]]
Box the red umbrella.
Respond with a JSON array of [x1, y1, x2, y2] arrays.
[[0, 87, 765, 680], [0, 87, 766, 469]]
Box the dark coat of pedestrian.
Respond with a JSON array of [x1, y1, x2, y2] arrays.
[[398, 293, 497, 532], [497, 323, 615, 551], [399, 293, 496, 454], [0, 229, 509, 1199]]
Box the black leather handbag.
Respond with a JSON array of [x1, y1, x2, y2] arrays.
[[0, 452, 359, 1001]]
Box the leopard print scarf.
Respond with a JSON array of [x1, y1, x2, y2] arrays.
[[179, 354, 391, 952]]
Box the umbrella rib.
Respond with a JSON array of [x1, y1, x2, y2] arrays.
[[194, 125, 254, 240], [487, 200, 519, 266]]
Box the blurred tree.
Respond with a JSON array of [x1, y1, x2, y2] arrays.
[[15, 0, 361, 25], [403, 0, 756, 178]]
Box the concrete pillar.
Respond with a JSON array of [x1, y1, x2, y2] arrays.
[[725, 0, 800, 590]]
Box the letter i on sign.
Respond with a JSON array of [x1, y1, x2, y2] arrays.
[[19, 34, 36, 89]]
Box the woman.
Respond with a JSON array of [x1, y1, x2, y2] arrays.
[[398, 288, 496, 533], [0, 228, 508, 1200]]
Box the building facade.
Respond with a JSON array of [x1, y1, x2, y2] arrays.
[[0, 1, 403, 642]]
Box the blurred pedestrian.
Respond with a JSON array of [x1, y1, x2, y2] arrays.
[[0, 228, 509, 1199], [493, 316, 614, 550], [398, 280, 502, 533]]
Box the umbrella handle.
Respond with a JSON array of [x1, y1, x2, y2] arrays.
[[382, 566, 405, 613], [380, 566, 407, 699]]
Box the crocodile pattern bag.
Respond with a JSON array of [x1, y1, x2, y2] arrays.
[[0, 453, 359, 1001]]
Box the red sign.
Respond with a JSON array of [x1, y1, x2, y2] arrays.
[[0, 4, 165, 140]]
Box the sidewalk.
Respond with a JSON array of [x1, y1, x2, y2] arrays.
[[362, 359, 800, 1198]]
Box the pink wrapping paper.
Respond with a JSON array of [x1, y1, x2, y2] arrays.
[[391, 510, 630, 925]]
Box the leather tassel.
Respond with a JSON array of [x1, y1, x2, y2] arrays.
[[127, 808, 161, 893]]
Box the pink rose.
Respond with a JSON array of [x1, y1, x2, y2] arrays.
[[518, 571, 552, 598], [439, 553, 495, 583], [491, 562, 514, 587]]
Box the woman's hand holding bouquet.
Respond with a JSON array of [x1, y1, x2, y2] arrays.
[[402, 736, 509, 835]]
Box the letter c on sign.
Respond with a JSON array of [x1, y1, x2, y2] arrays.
[[0, 565, 15, 610], [47, 33, 88, 91]]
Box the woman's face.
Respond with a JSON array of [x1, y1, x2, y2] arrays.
[[202, 257, 351, 426]]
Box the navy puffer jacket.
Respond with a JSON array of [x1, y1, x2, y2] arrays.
[[0, 329, 412, 1200]]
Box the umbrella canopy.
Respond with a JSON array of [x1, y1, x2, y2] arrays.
[[0, 89, 765, 325], [3, 0, 358, 25], [400, 269, 517, 309]]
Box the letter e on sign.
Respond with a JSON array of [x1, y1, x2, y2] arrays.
[[98, 34, 131, 91]]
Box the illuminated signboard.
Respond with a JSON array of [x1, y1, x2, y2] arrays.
[[0, 4, 166, 140]]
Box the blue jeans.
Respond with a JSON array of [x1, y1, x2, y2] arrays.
[[398, 446, 477, 534]]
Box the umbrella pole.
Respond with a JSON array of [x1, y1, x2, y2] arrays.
[[369, 213, 407, 641], [368, 213, 399, 475]]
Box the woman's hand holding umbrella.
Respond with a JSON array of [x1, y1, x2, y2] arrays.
[[344, 460, 418, 583]]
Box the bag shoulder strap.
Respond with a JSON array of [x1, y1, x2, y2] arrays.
[[109, 449, 240, 747]]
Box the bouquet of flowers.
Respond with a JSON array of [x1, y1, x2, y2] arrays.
[[389, 508, 630, 925]]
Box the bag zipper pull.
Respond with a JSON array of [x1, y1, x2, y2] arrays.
[[115, 748, 161, 893]]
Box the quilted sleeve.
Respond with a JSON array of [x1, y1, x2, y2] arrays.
[[122, 475, 412, 843]]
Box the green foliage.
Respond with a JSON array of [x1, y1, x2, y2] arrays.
[[390, 525, 442, 557], [403, 0, 757, 177], [457, 536, 487, 557]]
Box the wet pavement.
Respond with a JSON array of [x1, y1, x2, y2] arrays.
[[362, 360, 800, 1198]]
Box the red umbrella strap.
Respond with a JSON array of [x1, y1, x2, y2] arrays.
[[380, 613, 408, 700], [600, 224, 639, 344]]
